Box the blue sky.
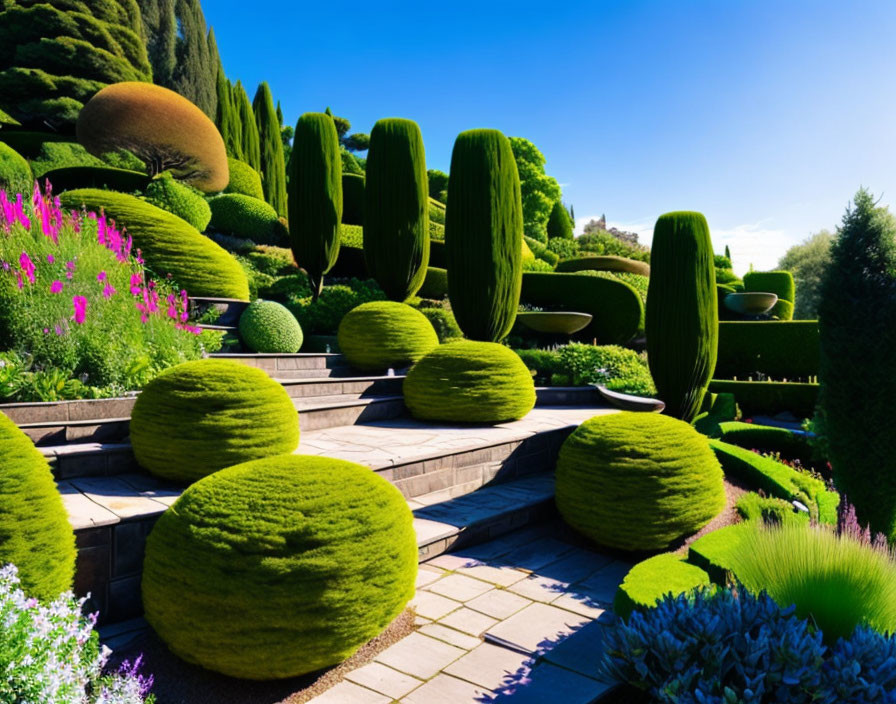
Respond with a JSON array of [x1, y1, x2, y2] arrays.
[[206, 0, 896, 274]]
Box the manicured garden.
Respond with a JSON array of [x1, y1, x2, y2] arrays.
[[1, 2, 895, 702]]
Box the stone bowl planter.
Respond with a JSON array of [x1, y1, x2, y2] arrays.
[[595, 385, 665, 413], [724, 292, 778, 316], [188, 297, 250, 328], [517, 311, 593, 334]]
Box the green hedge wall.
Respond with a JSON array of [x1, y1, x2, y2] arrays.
[[556, 255, 650, 277], [0, 411, 75, 601], [744, 270, 795, 320], [418, 266, 448, 299], [59, 189, 250, 299], [209, 193, 288, 246], [717, 421, 812, 460], [337, 301, 439, 372], [708, 379, 819, 418], [130, 359, 300, 483], [142, 454, 417, 679], [41, 165, 149, 194], [520, 272, 643, 345], [715, 321, 819, 379]]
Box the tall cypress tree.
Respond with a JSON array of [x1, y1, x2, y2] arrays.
[[138, 0, 176, 87], [214, 57, 242, 160], [233, 81, 261, 172], [253, 82, 288, 215]]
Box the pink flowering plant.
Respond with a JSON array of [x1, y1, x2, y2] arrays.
[[0, 564, 155, 703], [0, 183, 220, 396]]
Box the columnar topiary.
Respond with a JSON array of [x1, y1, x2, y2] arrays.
[[252, 82, 287, 215], [238, 299, 303, 353], [0, 142, 32, 196], [446, 129, 523, 341], [208, 193, 289, 245], [233, 80, 260, 172], [224, 157, 264, 199], [337, 301, 439, 372], [76, 82, 229, 192], [0, 412, 75, 601], [546, 199, 573, 240], [59, 189, 249, 299], [556, 412, 725, 551], [744, 270, 796, 320], [403, 340, 535, 422], [214, 58, 242, 158], [142, 454, 417, 679], [819, 189, 896, 539], [646, 211, 718, 422], [287, 112, 342, 300], [364, 118, 429, 301], [143, 172, 211, 231], [129, 359, 299, 483]]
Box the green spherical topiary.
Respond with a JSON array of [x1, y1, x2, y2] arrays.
[[224, 157, 264, 200], [0, 412, 75, 601], [238, 299, 303, 353], [0, 142, 32, 195], [130, 359, 299, 483], [403, 340, 535, 422], [556, 412, 725, 551], [209, 193, 288, 245], [143, 173, 211, 231], [337, 301, 439, 372], [142, 454, 417, 680]]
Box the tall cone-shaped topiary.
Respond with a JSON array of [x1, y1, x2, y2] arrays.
[[233, 81, 260, 172], [215, 60, 242, 159], [0, 412, 75, 601], [445, 129, 523, 341], [288, 112, 342, 300], [363, 118, 429, 301], [547, 199, 573, 240], [646, 211, 718, 422], [253, 81, 288, 215]]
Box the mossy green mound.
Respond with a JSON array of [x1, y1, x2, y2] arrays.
[[0, 142, 32, 195], [209, 193, 288, 245], [613, 553, 711, 621], [143, 174, 211, 231], [403, 340, 535, 422], [337, 301, 439, 372], [142, 454, 417, 680], [224, 157, 265, 200], [0, 412, 75, 601], [59, 189, 249, 299], [687, 523, 755, 584], [238, 299, 303, 353], [41, 165, 150, 193], [129, 359, 299, 483], [556, 413, 726, 551]]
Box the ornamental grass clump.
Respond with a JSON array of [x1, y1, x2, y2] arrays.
[[0, 183, 215, 393], [337, 301, 439, 371], [142, 454, 417, 680], [729, 522, 896, 643], [0, 564, 155, 703]]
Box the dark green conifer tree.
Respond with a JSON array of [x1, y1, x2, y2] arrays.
[[214, 60, 242, 159], [253, 82, 288, 214], [233, 81, 260, 171], [547, 199, 573, 239]]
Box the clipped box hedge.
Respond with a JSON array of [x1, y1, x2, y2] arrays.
[[708, 379, 819, 418], [337, 301, 438, 372], [687, 522, 754, 584], [209, 193, 288, 246], [717, 421, 811, 460], [743, 270, 795, 320], [716, 321, 819, 379], [238, 299, 303, 353], [556, 255, 650, 277], [41, 165, 150, 194], [613, 553, 711, 622], [418, 266, 448, 299]]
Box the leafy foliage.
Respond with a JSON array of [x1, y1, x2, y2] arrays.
[[224, 157, 264, 199], [0, 143, 32, 196], [143, 173, 211, 231], [778, 230, 834, 320], [209, 193, 288, 246], [287, 278, 385, 335], [515, 343, 655, 395], [508, 136, 560, 243]]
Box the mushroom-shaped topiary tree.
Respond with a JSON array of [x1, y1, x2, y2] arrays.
[[76, 81, 228, 192], [142, 454, 417, 679], [0, 412, 75, 601], [337, 301, 438, 372], [129, 359, 300, 483]]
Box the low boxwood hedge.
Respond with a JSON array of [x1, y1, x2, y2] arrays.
[[736, 491, 809, 525], [708, 379, 819, 418], [143, 173, 211, 231], [418, 266, 448, 299], [687, 522, 755, 584], [614, 553, 711, 622], [716, 321, 819, 379], [337, 301, 439, 372], [41, 165, 150, 194], [209, 193, 289, 246], [224, 157, 264, 200], [717, 421, 811, 460], [556, 255, 650, 277], [142, 454, 417, 679], [238, 299, 303, 353], [743, 270, 795, 320]]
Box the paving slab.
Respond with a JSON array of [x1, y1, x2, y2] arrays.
[[491, 662, 611, 703], [410, 590, 461, 620], [438, 607, 499, 637], [444, 642, 534, 691], [307, 680, 391, 704], [427, 573, 495, 602], [454, 562, 527, 587], [400, 674, 492, 704], [345, 661, 423, 700], [466, 588, 533, 620], [577, 561, 634, 605], [541, 620, 609, 680], [485, 602, 592, 655], [419, 623, 482, 650], [375, 632, 466, 680], [415, 564, 445, 589], [507, 574, 569, 603]]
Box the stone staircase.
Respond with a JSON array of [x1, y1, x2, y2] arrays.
[[1, 352, 614, 626]]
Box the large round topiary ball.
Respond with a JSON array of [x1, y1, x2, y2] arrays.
[[403, 340, 535, 422], [337, 301, 439, 372], [238, 299, 303, 353], [556, 412, 725, 551], [0, 412, 75, 601], [142, 454, 417, 680], [130, 359, 299, 483]]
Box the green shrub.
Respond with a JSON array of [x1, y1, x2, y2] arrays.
[[428, 219, 445, 241], [520, 272, 643, 345], [342, 172, 364, 225], [417, 306, 463, 342], [546, 199, 573, 240], [646, 211, 718, 421], [736, 492, 809, 526], [129, 359, 299, 483], [446, 129, 523, 341], [522, 257, 554, 272], [41, 165, 150, 194], [142, 454, 417, 679], [418, 266, 448, 299], [613, 553, 711, 621], [0, 142, 32, 195], [339, 223, 363, 248], [545, 237, 576, 261], [524, 235, 560, 267], [517, 343, 656, 395], [288, 278, 385, 334], [143, 173, 211, 231], [718, 421, 811, 459], [692, 391, 739, 436], [687, 523, 754, 584], [252, 82, 288, 215], [576, 229, 650, 262], [238, 299, 303, 353], [0, 131, 69, 159], [209, 193, 288, 245], [730, 522, 896, 643], [556, 412, 725, 551], [59, 189, 250, 299], [708, 379, 819, 418], [716, 321, 819, 379], [364, 118, 429, 301], [404, 340, 535, 422], [744, 270, 795, 320], [556, 255, 651, 277], [338, 301, 438, 372], [288, 112, 342, 298], [0, 411, 75, 601], [429, 197, 446, 224], [224, 157, 264, 200]]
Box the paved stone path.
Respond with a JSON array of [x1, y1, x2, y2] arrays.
[[308, 522, 630, 704]]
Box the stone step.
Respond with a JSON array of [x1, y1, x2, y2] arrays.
[[210, 351, 356, 378], [61, 405, 613, 625]]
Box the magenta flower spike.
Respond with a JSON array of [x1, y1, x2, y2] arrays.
[[50, 280, 63, 294], [19, 252, 35, 284], [72, 295, 87, 324]]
